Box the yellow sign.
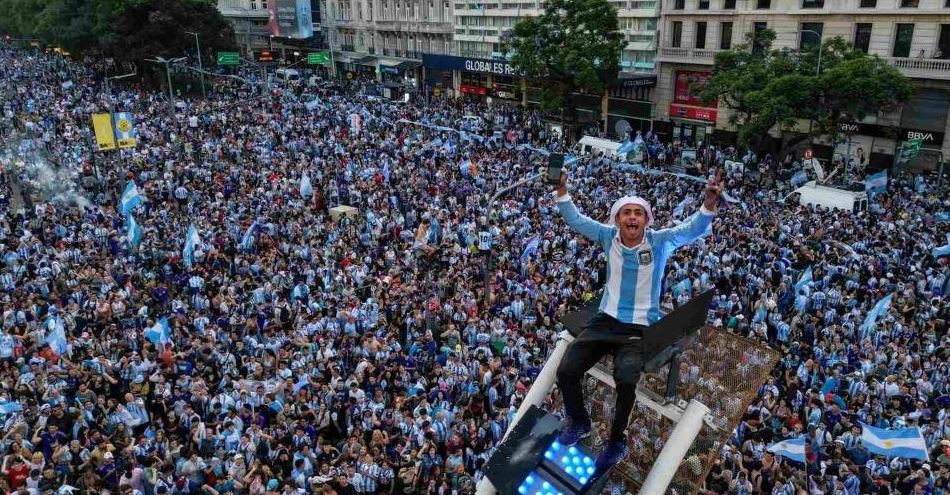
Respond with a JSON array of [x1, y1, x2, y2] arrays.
[[346, 71, 354, 80], [29, 42, 39, 48], [91, 113, 116, 151]]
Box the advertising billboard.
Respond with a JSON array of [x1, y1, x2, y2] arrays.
[[268, 0, 314, 39], [672, 71, 713, 108]]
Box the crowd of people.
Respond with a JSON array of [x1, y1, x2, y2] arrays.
[[0, 44, 948, 495]]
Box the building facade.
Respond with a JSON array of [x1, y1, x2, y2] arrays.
[[218, 0, 326, 62], [654, 0, 950, 168]]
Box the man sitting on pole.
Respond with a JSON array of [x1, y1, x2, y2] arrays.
[[552, 169, 723, 469]]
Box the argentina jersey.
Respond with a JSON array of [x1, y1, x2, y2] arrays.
[[557, 194, 715, 326]]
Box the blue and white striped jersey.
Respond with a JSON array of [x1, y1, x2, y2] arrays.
[[557, 195, 715, 326]]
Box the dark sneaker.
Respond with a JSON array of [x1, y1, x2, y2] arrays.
[[558, 418, 591, 446], [595, 440, 629, 469]]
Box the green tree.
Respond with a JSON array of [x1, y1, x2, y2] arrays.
[[503, 0, 624, 132], [701, 28, 911, 150]]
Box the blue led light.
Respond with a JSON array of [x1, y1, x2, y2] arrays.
[[564, 466, 573, 474], [586, 467, 595, 475], [572, 456, 582, 465], [526, 475, 534, 484], [579, 477, 588, 484], [518, 487, 527, 494], [583, 457, 593, 465], [568, 447, 578, 455], [561, 456, 569, 464], [544, 451, 553, 459], [542, 482, 550, 489]]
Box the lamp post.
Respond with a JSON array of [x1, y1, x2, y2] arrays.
[[800, 29, 823, 75], [145, 57, 187, 114], [104, 70, 138, 172], [186, 31, 207, 99]]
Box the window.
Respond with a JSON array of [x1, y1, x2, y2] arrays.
[[899, 0, 918, 6], [753, 22, 768, 55], [723, 0, 736, 7], [859, 0, 876, 6], [695, 22, 707, 49], [893, 24, 914, 57], [937, 24, 950, 59], [802, 0, 823, 7], [757, 0, 770, 8], [672, 21, 683, 48], [720, 21, 733, 49], [854, 23, 872, 53], [698, 0, 709, 8], [800, 23, 823, 51], [673, 0, 684, 9]]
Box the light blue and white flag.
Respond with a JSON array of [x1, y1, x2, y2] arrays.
[[860, 293, 893, 333], [300, 173, 313, 199], [795, 266, 813, 294], [860, 422, 929, 461], [791, 171, 808, 187], [45, 316, 69, 355], [767, 437, 807, 463], [673, 196, 693, 219], [0, 401, 23, 415], [183, 224, 200, 269], [127, 214, 142, 248], [865, 170, 888, 194], [671, 278, 693, 297], [521, 236, 540, 261], [932, 233, 950, 258], [120, 181, 143, 216], [144, 317, 172, 345], [240, 222, 258, 252]]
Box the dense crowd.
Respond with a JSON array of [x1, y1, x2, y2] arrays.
[[0, 44, 948, 495]]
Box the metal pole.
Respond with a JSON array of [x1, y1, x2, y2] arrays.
[[639, 399, 710, 495], [166, 62, 175, 111], [189, 31, 207, 99], [474, 331, 574, 495]]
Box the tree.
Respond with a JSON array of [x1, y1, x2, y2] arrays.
[[701, 28, 911, 150], [503, 0, 624, 133]]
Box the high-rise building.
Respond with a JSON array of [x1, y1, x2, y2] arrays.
[[655, 0, 950, 168]]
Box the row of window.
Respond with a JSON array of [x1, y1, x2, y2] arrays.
[[673, 0, 950, 9], [670, 21, 950, 59]]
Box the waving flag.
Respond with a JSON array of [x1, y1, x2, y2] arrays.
[[865, 170, 888, 194], [932, 233, 950, 258], [0, 401, 23, 415], [120, 181, 143, 216], [860, 293, 893, 333], [127, 214, 143, 248], [182, 224, 200, 269], [860, 422, 929, 461], [521, 236, 540, 261], [300, 173, 313, 199], [671, 278, 693, 297], [144, 317, 171, 345], [240, 222, 258, 252], [672, 196, 693, 219], [382, 161, 391, 183], [795, 266, 813, 294], [45, 316, 69, 355], [767, 437, 806, 463]]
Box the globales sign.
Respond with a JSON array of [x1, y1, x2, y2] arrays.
[[422, 54, 519, 76]]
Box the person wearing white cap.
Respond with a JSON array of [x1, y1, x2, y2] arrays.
[[551, 169, 723, 469]]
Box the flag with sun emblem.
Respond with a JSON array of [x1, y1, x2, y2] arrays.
[[859, 422, 929, 461], [112, 112, 137, 148]]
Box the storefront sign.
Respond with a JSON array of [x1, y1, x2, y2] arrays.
[[459, 84, 488, 96], [838, 121, 944, 144], [673, 71, 713, 107], [619, 75, 657, 89], [670, 104, 717, 123], [422, 54, 519, 76]]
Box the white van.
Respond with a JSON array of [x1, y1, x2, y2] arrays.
[[275, 68, 301, 82], [573, 136, 623, 159], [784, 181, 868, 212]]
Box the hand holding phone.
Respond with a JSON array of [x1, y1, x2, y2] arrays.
[[546, 153, 564, 186]]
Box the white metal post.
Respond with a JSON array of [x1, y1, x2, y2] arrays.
[[475, 330, 573, 495], [638, 399, 710, 495]]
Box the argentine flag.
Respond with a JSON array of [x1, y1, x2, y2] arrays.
[[144, 317, 172, 345], [45, 316, 69, 356], [767, 437, 806, 463], [865, 170, 888, 194], [127, 214, 143, 248], [240, 222, 258, 252], [183, 224, 200, 269], [795, 266, 813, 294], [520, 235, 540, 261], [300, 173, 313, 199], [120, 181, 144, 216], [860, 293, 893, 333], [933, 233, 950, 258], [860, 422, 929, 460]]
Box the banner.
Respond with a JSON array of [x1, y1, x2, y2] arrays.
[[112, 112, 137, 148], [91, 113, 116, 151], [269, 0, 314, 39], [673, 71, 713, 107]]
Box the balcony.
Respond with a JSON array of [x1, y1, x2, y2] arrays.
[[656, 47, 718, 64], [883, 56, 950, 81]]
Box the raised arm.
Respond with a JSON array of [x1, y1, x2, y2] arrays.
[[554, 172, 613, 244]]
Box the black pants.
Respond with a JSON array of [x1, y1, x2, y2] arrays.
[[556, 312, 645, 442]]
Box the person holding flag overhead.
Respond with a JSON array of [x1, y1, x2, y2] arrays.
[[551, 168, 724, 469]]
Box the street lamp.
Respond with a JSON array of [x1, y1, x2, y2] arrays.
[[145, 56, 187, 113], [186, 31, 207, 99], [800, 29, 823, 75]]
